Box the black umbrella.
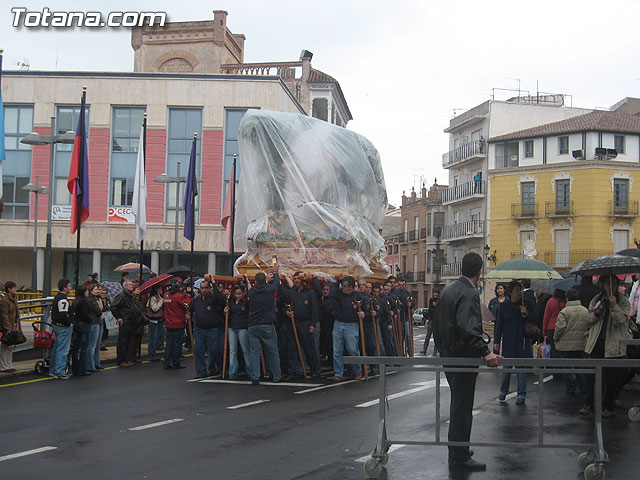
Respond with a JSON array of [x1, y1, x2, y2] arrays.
[[569, 254, 640, 276], [166, 265, 191, 276], [616, 248, 640, 258]]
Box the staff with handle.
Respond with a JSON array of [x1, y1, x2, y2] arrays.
[[393, 298, 404, 356], [385, 299, 399, 356], [185, 300, 198, 377], [222, 293, 230, 378], [408, 295, 415, 357], [286, 303, 307, 380], [355, 300, 369, 380], [370, 300, 381, 356]]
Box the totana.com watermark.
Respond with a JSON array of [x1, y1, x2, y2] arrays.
[[11, 7, 167, 28]]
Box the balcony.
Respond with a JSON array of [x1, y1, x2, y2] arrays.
[[511, 203, 539, 219], [542, 251, 609, 268], [418, 271, 426, 282], [420, 228, 427, 240], [442, 140, 485, 169], [441, 262, 462, 278], [409, 230, 418, 242], [398, 232, 408, 243], [545, 201, 574, 217], [442, 180, 486, 205], [511, 252, 538, 259], [609, 200, 639, 217], [441, 220, 485, 241]]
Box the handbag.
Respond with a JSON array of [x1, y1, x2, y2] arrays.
[[1, 330, 27, 346], [523, 314, 541, 341]]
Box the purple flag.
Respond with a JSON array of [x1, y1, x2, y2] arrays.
[[183, 135, 198, 242]]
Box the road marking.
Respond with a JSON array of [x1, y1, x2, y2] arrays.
[[0, 377, 53, 388], [355, 444, 404, 462], [533, 375, 553, 385], [198, 379, 321, 387], [227, 399, 271, 410], [294, 379, 360, 394], [356, 381, 449, 408], [0, 446, 57, 462], [128, 418, 184, 431]]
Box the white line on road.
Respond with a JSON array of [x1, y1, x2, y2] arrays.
[[355, 444, 405, 462], [293, 371, 399, 395], [198, 379, 321, 387], [227, 399, 271, 410], [0, 446, 57, 462], [533, 375, 553, 385], [128, 418, 184, 431], [356, 381, 449, 408]]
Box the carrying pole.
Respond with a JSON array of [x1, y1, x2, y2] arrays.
[[186, 309, 198, 377], [371, 302, 381, 356], [356, 300, 368, 380], [222, 295, 230, 378], [288, 304, 307, 380]]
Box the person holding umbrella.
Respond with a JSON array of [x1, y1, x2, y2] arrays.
[[580, 275, 631, 417], [494, 280, 538, 405]]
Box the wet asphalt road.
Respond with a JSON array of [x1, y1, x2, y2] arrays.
[[1, 329, 639, 480]]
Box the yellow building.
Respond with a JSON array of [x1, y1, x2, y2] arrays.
[[487, 111, 640, 271]]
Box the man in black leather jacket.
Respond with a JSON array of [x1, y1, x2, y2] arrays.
[[433, 253, 501, 472]]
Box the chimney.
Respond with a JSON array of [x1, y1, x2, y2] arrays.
[[401, 190, 407, 206], [421, 183, 427, 199], [410, 186, 417, 202]]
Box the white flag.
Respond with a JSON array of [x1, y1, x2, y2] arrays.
[[132, 126, 146, 244]]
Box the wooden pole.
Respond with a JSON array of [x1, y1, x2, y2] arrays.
[[371, 302, 381, 356], [260, 346, 266, 377], [409, 306, 415, 357], [287, 304, 307, 380], [222, 295, 230, 378], [186, 310, 198, 377], [356, 300, 368, 380]]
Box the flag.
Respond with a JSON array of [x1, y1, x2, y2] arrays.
[[132, 123, 146, 244], [67, 90, 89, 234], [0, 51, 5, 199], [221, 157, 236, 255], [183, 135, 198, 242]]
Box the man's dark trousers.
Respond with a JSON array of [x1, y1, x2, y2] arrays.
[[444, 369, 478, 463]]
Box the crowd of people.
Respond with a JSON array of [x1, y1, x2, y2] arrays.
[[2, 266, 418, 383]]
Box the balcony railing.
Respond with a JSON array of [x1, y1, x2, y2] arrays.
[[543, 250, 609, 268], [609, 200, 639, 217], [403, 272, 416, 283], [420, 228, 427, 240], [442, 139, 485, 168], [510, 252, 538, 260], [418, 271, 426, 282], [398, 232, 408, 243], [441, 262, 462, 278], [442, 180, 486, 204], [545, 201, 574, 217], [511, 203, 539, 218], [409, 230, 418, 242], [441, 220, 485, 240]]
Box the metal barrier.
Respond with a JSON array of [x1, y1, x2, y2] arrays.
[[17, 297, 53, 322], [344, 356, 640, 480]]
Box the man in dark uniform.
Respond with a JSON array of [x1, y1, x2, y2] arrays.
[[188, 280, 226, 378], [382, 281, 398, 355], [282, 272, 321, 379], [371, 283, 390, 356], [433, 253, 501, 472], [358, 278, 378, 372], [397, 279, 415, 355]]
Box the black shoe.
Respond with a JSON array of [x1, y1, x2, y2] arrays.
[[516, 397, 525, 405], [449, 458, 486, 471], [76, 372, 91, 376], [100, 346, 108, 351], [174, 365, 186, 369], [251, 380, 260, 385], [602, 409, 615, 418]]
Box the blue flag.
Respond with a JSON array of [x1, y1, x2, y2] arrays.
[[183, 135, 198, 242]]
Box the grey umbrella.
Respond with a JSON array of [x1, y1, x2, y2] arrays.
[[569, 254, 640, 276], [617, 248, 640, 258]]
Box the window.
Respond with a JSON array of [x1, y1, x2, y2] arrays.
[[556, 179, 570, 209], [414, 215, 419, 232], [614, 135, 625, 154], [426, 212, 431, 236], [433, 212, 445, 237], [110, 107, 144, 207], [524, 140, 534, 158], [167, 108, 202, 223], [223, 109, 247, 207], [558, 136, 569, 155], [614, 179, 629, 207], [54, 106, 89, 206], [1, 105, 33, 219], [521, 181, 535, 215]]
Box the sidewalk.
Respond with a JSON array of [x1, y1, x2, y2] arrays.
[[0, 342, 154, 380]]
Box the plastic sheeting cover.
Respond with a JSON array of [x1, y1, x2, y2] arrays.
[[233, 109, 388, 277]]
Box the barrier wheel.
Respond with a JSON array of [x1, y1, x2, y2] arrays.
[[577, 452, 595, 471], [363, 458, 383, 479], [627, 406, 640, 422], [584, 464, 605, 480], [35, 361, 44, 375]]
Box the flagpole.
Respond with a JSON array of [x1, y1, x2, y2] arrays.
[[139, 113, 147, 285], [189, 132, 197, 281], [74, 86, 87, 289], [230, 154, 236, 256]]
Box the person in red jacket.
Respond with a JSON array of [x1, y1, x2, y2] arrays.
[[163, 281, 191, 369], [543, 288, 566, 375]]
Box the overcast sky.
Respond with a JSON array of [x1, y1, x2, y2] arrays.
[[3, 0, 640, 205]]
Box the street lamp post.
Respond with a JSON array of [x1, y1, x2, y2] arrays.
[[154, 164, 202, 267], [483, 244, 491, 304], [22, 176, 48, 292], [21, 119, 75, 297]]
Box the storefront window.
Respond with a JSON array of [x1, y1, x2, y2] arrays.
[[1, 105, 33, 219]]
